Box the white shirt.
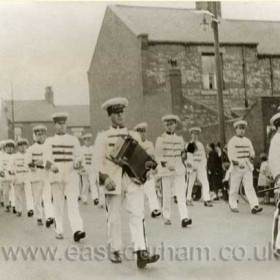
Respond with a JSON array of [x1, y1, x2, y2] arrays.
[[269, 131, 280, 179]]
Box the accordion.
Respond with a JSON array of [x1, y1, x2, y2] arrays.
[[110, 136, 157, 184]]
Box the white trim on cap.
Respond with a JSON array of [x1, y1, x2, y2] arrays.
[[33, 125, 47, 132], [51, 112, 69, 120], [134, 122, 148, 130], [189, 127, 202, 133], [83, 133, 93, 139], [161, 114, 180, 122], [101, 97, 129, 111], [233, 120, 247, 128]]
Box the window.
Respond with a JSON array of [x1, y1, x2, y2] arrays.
[[202, 54, 217, 90], [71, 127, 84, 138], [14, 127, 22, 141]]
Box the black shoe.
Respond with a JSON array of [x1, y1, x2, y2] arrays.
[[93, 198, 99, 205], [173, 196, 178, 204], [27, 210, 34, 217], [251, 206, 263, 214], [181, 218, 192, 228], [37, 219, 43, 226], [213, 197, 219, 201], [73, 231, 86, 242], [12, 207, 17, 214], [46, 218, 54, 228], [136, 250, 160, 269], [0, 202, 4, 207], [77, 196, 80, 201], [151, 209, 161, 218], [204, 201, 213, 207], [274, 248, 280, 259], [109, 251, 122, 263], [5, 206, 10, 212]]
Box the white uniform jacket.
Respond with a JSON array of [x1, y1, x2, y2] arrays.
[[227, 135, 255, 172], [185, 141, 207, 173], [9, 152, 29, 184], [269, 131, 280, 181], [0, 153, 14, 181], [43, 134, 81, 183], [80, 145, 96, 173], [155, 132, 185, 177], [94, 126, 141, 195], [26, 142, 46, 183]]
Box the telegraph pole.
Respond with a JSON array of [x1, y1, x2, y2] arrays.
[[211, 2, 226, 149]]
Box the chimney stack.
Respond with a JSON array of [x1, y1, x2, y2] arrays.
[[195, 1, 222, 18], [45, 86, 54, 104]]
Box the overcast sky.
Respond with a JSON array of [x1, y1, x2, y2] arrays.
[[0, 1, 280, 105]]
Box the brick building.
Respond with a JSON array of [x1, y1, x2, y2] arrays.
[[0, 87, 91, 143], [88, 4, 280, 155]]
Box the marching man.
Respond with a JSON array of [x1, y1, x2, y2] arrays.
[[26, 125, 54, 227], [185, 127, 213, 207], [0, 140, 15, 212], [155, 115, 192, 227], [94, 97, 160, 268], [80, 133, 99, 205], [10, 139, 34, 217], [227, 120, 262, 214], [134, 122, 161, 218], [268, 108, 280, 257], [43, 112, 85, 241]]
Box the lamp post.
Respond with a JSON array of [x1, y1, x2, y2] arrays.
[[200, 8, 226, 150]]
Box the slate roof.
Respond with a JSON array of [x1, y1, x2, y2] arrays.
[[110, 5, 280, 55]]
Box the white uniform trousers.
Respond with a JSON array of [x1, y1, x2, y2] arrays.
[[51, 173, 84, 235], [229, 169, 259, 209], [98, 184, 106, 208], [14, 183, 25, 213], [186, 168, 211, 201], [272, 202, 280, 251], [31, 181, 43, 219], [144, 178, 160, 212], [105, 174, 147, 252], [24, 181, 34, 211], [2, 181, 12, 207], [9, 184, 15, 207], [42, 179, 53, 219], [162, 175, 189, 221], [81, 171, 98, 202]]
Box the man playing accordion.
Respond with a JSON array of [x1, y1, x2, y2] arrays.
[[94, 97, 159, 268], [268, 107, 280, 258]]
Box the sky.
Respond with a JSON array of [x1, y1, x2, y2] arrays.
[[0, 1, 280, 105]]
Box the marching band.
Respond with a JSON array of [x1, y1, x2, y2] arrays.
[[1, 96, 280, 267]]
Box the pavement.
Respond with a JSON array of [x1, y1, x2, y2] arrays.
[[0, 197, 279, 280]]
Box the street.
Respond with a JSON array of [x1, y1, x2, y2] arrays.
[[0, 197, 278, 280]]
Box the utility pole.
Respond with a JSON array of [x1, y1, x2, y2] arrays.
[[11, 81, 15, 140], [211, 2, 226, 149]]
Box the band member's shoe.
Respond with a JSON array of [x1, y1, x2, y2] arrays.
[[46, 218, 54, 228], [136, 250, 160, 269], [109, 251, 122, 263], [73, 231, 86, 242], [27, 210, 34, 217], [16, 212, 22, 217], [163, 218, 171, 225], [12, 207, 17, 214], [37, 219, 43, 226], [251, 206, 263, 214], [56, 233, 64, 240], [173, 196, 178, 204], [151, 209, 161, 218], [213, 197, 219, 201], [5, 206, 10, 212], [231, 208, 239, 213], [181, 218, 192, 228], [204, 201, 213, 207], [0, 202, 4, 207], [93, 199, 99, 205], [186, 200, 194, 206]]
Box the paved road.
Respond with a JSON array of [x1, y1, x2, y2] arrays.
[[0, 198, 278, 280]]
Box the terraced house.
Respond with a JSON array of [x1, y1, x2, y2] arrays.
[[88, 4, 280, 156]]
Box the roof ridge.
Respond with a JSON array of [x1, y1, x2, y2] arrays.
[[113, 4, 197, 12]]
